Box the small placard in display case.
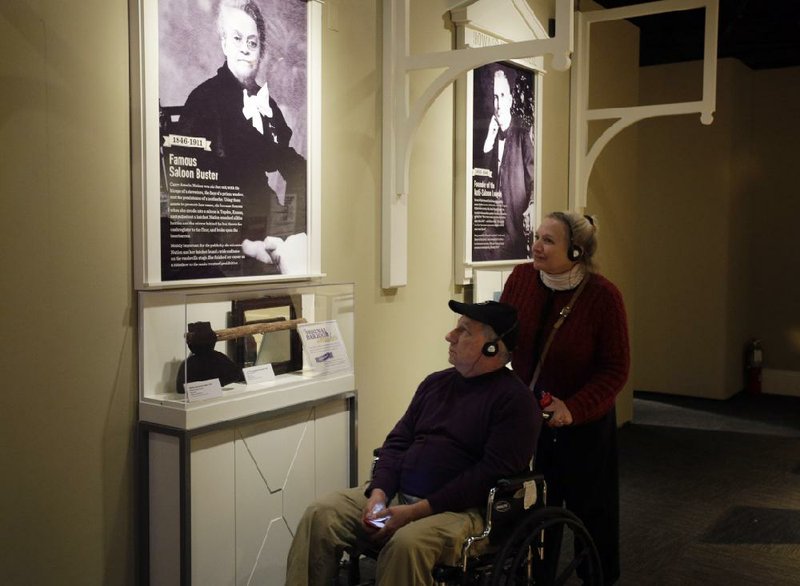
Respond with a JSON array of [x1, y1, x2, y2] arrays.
[[138, 282, 355, 429], [297, 320, 351, 375]]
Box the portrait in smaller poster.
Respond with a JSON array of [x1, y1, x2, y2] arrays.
[[157, 0, 310, 282], [471, 61, 537, 263]]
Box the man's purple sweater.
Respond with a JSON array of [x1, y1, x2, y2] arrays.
[[366, 367, 540, 513]]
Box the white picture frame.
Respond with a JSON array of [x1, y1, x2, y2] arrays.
[[452, 11, 546, 286], [130, 0, 322, 289]]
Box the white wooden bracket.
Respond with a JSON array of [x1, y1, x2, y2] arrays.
[[569, 0, 719, 211], [382, 0, 575, 289]]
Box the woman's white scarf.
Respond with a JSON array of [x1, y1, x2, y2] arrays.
[[540, 264, 585, 291]]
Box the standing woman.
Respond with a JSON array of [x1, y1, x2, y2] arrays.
[[500, 211, 629, 585]]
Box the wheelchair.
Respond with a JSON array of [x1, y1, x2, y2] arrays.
[[341, 457, 602, 585]]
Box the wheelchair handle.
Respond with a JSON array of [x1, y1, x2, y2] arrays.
[[539, 392, 553, 421]]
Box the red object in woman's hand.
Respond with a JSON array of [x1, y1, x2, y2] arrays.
[[539, 392, 553, 408]]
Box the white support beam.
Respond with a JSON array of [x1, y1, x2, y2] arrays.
[[569, 0, 719, 211], [381, 0, 575, 289]]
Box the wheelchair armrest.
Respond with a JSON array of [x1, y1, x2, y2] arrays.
[[495, 471, 544, 495], [459, 472, 546, 571]]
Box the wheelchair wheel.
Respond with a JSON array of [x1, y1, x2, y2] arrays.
[[485, 507, 602, 586]]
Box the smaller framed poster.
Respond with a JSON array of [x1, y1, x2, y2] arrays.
[[452, 21, 545, 285], [469, 61, 539, 265]]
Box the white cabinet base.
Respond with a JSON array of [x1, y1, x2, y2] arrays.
[[140, 393, 356, 586]]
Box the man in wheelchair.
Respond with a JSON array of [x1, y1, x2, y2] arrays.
[[286, 300, 541, 585]]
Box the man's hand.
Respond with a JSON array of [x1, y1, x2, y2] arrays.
[[483, 115, 500, 153], [361, 488, 388, 531], [522, 200, 534, 234], [370, 499, 433, 542], [363, 489, 388, 519]]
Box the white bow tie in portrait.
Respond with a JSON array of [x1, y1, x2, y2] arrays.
[[242, 87, 274, 135]]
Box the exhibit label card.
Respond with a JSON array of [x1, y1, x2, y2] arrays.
[[297, 321, 351, 374], [184, 378, 223, 402], [243, 363, 276, 386]]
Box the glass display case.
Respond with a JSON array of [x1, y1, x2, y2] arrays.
[[138, 282, 355, 429]]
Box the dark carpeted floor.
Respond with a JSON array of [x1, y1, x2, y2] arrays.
[[631, 391, 800, 438], [619, 392, 800, 585]]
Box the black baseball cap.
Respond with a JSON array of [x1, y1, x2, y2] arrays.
[[448, 300, 519, 352]]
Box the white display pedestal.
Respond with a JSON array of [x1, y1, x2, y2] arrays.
[[139, 389, 356, 586], [136, 282, 357, 585]]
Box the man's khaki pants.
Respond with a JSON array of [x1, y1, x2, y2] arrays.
[[286, 485, 484, 586]]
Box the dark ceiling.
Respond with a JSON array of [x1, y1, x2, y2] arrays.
[[591, 0, 800, 69]]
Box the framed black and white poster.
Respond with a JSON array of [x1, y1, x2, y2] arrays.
[[449, 5, 546, 287], [470, 60, 538, 264], [131, 0, 322, 288]]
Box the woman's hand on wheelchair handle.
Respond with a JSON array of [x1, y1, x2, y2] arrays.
[[545, 395, 573, 428]]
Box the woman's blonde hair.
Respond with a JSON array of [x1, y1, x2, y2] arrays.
[[547, 211, 599, 272]]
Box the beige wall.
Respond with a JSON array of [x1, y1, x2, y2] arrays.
[[0, 1, 136, 584], [749, 67, 800, 372], [635, 58, 799, 399], [322, 0, 465, 480], [0, 0, 640, 582], [581, 7, 640, 423], [636, 59, 746, 398]]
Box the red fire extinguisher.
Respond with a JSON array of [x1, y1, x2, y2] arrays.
[[744, 338, 763, 395]]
